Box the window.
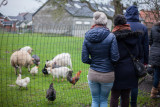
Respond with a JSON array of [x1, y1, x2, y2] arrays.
[[76, 21, 82, 24], [84, 21, 90, 25]]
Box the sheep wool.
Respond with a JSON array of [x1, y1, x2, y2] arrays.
[[10, 50, 33, 74], [52, 53, 72, 69], [20, 46, 33, 54], [48, 67, 72, 82]]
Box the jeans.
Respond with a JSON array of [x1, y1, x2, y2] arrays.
[[153, 66, 160, 88], [88, 80, 113, 107], [130, 87, 138, 107]]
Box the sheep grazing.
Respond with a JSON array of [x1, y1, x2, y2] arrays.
[[10, 50, 40, 75], [20, 46, 33, 54], [47, 67, 72, 82], [16, 74, 30, 90], [30, 66, 38, 76], [46, 53, 72, 70]]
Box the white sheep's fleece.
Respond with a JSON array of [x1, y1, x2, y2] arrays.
[[16, 74, 30, 87], [49, 67, 71, 79], [52, 53, 72, 69], [46, 53, 72, 69], [93, 11, 108, 25], [20, 46, 33, 54], [30, 66, 38, 74], [10, 50, 33, 67]]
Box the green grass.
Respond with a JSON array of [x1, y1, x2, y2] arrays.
[[0, 32, 91, 107]]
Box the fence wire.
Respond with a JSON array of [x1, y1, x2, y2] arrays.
[[0, 25, 91, 107]]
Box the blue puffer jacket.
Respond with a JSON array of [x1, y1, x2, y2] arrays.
[[125, 5, 149, 64], [81, 27, 119, 73]]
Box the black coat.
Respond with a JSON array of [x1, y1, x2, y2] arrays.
[[149, 23, 160, 67], [112, 30, 142, 90]]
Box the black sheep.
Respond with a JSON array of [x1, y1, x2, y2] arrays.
[[46, 83, 56, 102]]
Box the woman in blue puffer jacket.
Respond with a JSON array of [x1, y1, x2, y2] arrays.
[[81, 11, 119, 107]]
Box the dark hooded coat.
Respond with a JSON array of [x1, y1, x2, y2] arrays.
[[112, 30, 142, 89], [125, 5, 149, 64], [149, 22, 160, 67]]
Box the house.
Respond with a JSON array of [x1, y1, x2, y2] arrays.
[[139, 10, 160, 32], [0, 12, 33, 33], [32, 0, 115, 37], [0, 13, 5, 27], [2, 21, 16, 32]]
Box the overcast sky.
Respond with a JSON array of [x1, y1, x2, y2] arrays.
[[0, 0, 47, 16], [0, 0, 111, 16]]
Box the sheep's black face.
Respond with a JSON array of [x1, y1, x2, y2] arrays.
[[32, 55, 40, 66]]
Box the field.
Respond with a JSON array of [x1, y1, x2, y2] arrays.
[[0, 32, 91, 107], [1, 32, 159, 107]]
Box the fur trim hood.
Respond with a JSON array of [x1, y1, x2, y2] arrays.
[[114, 30, 142, 40]]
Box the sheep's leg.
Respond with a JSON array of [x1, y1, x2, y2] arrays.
[[14, 67, 18, 75], [19, 67, 22, 74], [52, 76, 55, 81], [62, 78, 65, 82], [57, 78, 59, 82], [28, 65, 30, 72]]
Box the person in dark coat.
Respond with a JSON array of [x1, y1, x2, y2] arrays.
[[110, 14, 142, 107], [149, 22, 160, 98], [125, 5, 149, 107], [82, 11, 119, 107]]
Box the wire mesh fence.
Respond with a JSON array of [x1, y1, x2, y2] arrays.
[[0, 25, 91, 107]]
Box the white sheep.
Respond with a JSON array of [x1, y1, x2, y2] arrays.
[[47, 67, 72, 82], [30, 66, 38, 76], [10, 50, 40, 75], [16, 74, 30, 89], [46, 53, 72, 70], [20, 46, 33, 54]]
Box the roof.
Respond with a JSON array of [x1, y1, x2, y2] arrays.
[[8, 16, 18, 21], [65, 1, 114, 18], [3, 21, 15, 25], [33, 0, 115, 18], [0, 13, 4, 17]]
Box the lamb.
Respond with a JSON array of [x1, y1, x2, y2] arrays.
[[20, 46, 33, 54], [47, 67, 73, 82], [30, 66, 38, 76], [16, 74, 30, 90], [10, 50, 40, 75], [46, 53, 72, 70]]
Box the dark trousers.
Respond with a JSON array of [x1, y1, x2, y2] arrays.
[[110, 89, 131, 107], [153, 66, 160, 88]]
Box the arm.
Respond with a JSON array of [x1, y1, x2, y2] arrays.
[[110, 35, 119, 62], [81, 40, 91, 64]]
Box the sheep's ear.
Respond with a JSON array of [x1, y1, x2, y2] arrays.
[[32, 58, 34, 61]]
